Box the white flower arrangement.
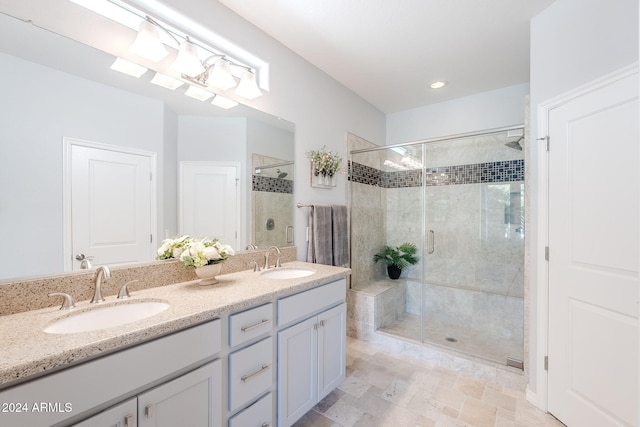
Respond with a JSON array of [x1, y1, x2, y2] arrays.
[[308, 146, 342, 177], [157, 236, 235, 268]]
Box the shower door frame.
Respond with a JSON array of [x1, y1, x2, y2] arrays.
[[349, 124, 528, 363]]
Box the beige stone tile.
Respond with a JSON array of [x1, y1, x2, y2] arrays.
[[315, 389, 345, 413], [292, 409, 338, 427], [354, 386, 392, 419], [406, 388, 445, 419], [458, 398, 498, 427], [380, 378, 418, 408], [454, 375, 486, 399], [323, 399, 365, 427], [338, 370, 372, 398], [432, 383, 467, 411], [378, 403, 437, 427], [352, 413, 382, 427], [483, 388, 517, 412]]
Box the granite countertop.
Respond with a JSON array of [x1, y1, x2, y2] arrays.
[[0, 261, 350, 390]]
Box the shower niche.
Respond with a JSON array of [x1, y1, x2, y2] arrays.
[[348, 127, 526, 368]]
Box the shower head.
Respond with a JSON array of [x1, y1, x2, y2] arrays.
[[276, 168, 288, 179], [505, 137, 524, 151]]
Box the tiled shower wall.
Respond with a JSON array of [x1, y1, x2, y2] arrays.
[[251, 155, 294, 248], [348, 130, 525, 360]]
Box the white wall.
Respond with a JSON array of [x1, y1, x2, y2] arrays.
[[157, 0, 386, 259], [529, 0, 638, 399], [386, 83, 529, 144], [0, 52, 167, 279]]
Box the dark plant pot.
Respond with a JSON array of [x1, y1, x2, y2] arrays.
[[387, 265, 402, 280]]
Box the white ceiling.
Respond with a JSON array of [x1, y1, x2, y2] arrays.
[[219, 0, 556, 114]]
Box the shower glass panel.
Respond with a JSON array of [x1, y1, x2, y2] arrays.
[[348, 128, 525, 366]]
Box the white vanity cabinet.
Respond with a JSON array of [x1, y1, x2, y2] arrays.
[[276, 280, 347, 427], [0, 320, 223, 427]]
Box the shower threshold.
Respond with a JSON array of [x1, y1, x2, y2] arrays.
[[377, 313, 524, 370]]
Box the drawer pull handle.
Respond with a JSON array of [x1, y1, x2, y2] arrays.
[[241, 319, 270, 332], [145, 404, 154, 418], [241, 364, 270, 382], [125, 414, 136, 427]]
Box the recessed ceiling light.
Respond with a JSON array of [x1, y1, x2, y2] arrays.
[[430, 81, 448, 89]]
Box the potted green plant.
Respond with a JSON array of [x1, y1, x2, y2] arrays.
[[373, 242, 418, 279]]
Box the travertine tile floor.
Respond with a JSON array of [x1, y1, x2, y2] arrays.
[[293, 337, 565, 427]]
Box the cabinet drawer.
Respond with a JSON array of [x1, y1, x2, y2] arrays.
[[228, 392, 273, 427], [278, 279, 346, 326], [228, 337, 274, 413], [229, 303, 273, 348]]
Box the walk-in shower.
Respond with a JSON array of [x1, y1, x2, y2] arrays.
[[348, 127, 525, 367]]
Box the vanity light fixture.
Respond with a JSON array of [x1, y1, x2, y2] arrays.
[[110, 57, 148, 78], [184, 85, 214, 101], [430, 80, 448, 89], [150, 72, 184, 90], [235, 69, 262, 100], [128, 18, 168, 62], [208, 58, 237, 90], [211, 95, 238, 109], [72, 0, 268, 100], [171, 38, 206, 78]]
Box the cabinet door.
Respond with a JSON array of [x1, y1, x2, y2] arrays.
[[317, 303, 346, 400], [72, 397, 137, 427], [277, 316, 317, 427], [138, 360, 222, 427]]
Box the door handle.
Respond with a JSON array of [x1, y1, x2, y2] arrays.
[[428, 230, 435, 254]]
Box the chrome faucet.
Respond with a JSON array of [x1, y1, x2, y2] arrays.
[[91, 265, 110, 303], [264, 246, 281, 270]]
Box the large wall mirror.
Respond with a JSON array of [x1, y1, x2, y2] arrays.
[[0, 8, 295, 282]]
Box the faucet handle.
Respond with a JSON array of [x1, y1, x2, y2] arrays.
[[250, 261, 261, 272], [118, 280, 139, 299], [275, 257, 282, 268], [48, 292, 76, 310]]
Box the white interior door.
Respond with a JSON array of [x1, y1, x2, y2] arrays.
[[179, 162, 239, 248], [67, 139, 156, 271], [547, 70, 639, 426]]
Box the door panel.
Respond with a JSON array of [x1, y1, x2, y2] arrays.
[[70, 142, 154, 270], [179, 162, 238, 247], [548, 71, 639, 426]]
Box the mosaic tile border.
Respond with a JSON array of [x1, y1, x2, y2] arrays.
[[349, 159, 524, 188], [252, 175, 293, 194]]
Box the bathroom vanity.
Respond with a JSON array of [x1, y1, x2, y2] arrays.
[[0, 262, 349, 427]]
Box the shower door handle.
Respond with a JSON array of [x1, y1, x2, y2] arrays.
[[286, 226, 294, 243], [428, 230, 435, 254]]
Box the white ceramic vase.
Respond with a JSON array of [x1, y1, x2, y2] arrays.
[[195, 263, 223, 285]]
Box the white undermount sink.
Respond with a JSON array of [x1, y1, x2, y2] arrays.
[[260, 268, 315, 280], [43, 300, 170, 334]]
